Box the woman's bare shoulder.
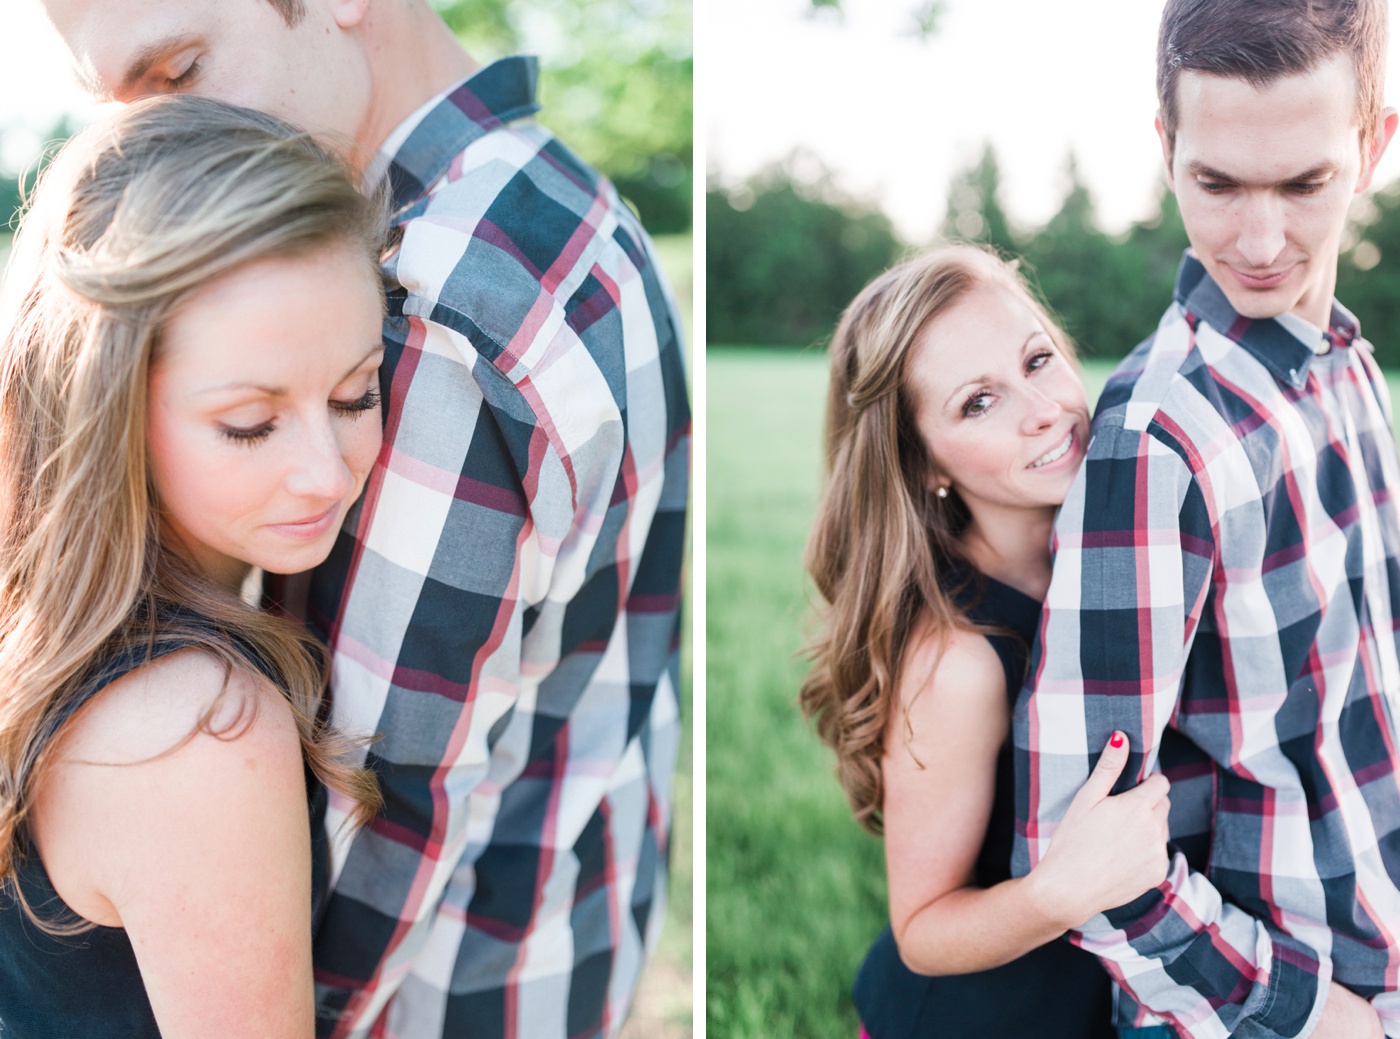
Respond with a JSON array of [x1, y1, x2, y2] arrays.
[[897, 612, 1007, 716], [32, 646, 305, 925], [52, 646, 295, 767]]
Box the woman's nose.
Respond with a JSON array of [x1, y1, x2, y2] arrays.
[[1022, 386, 1062, 433], [285, 420, 355, 502]]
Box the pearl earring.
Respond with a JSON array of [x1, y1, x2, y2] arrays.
[[936, 485, 948, 500]]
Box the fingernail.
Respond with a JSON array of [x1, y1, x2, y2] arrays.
[[1109, 732, 1124, 748]]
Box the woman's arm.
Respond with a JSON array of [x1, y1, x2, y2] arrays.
[[884, 621, 1169, 976], [31, 648, 314, 1039]]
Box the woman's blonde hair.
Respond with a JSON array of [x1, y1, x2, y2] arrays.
[[799, 243, 1076, 835], [0, 95, 385, 901]]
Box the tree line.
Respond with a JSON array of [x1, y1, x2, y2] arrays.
[[708, 144, 1400, 368]]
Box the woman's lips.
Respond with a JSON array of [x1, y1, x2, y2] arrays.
[[265, 502, 341, 540], [1028, 427, 1084, 471]]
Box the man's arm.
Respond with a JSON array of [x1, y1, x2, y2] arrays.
[[306, 307, 554, 1036], [1014, 419, 1334, 1039], [307, 241, 686, 1038]]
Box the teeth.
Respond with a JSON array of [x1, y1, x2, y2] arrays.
[[1030, 433, 1072, 469]]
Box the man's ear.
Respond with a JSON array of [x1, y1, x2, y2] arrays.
[[328, 0, 369, 29], [1357, 107, 1399, 193], [1154, 113, 1176, 192]]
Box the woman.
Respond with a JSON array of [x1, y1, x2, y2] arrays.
[[801, 245, 1172, 1038], [0, 95, 385, 1037]]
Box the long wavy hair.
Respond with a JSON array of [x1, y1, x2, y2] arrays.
[[799, 244, 1076, 835], [0, 95, 385, 908]]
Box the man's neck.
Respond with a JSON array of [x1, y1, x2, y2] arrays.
[[350, 1, 481, 171]]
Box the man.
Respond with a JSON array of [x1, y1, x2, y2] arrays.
[[1014, 1, 1400, 1037], [37, 2, 689, 1037]]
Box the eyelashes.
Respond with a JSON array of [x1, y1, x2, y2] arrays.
[[957, 350, 1055, 419], [165, 60, 201, 91], [218, 388, 382, 447], [960, 391, 992, 418], [331, 387, 382, 417]]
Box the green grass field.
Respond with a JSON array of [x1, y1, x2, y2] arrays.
[[706, 346, 882, 1039], [706, 348, 1400, 1038], [616, 232, 693, 1038]]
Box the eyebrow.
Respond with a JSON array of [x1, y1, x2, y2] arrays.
[[941, 330, 1047, 413], [195, 344, 386, 398], [116, 33, 199, 95], [1185, 160, 1342, 185]]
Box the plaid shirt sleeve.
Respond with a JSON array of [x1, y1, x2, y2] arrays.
[[1014, 416, 1327, 1039], [305, 59, 688, 1039]]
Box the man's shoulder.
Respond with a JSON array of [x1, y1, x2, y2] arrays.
[[415, 116, 607, 221], [1098, 300, 1286, 432], [387, 126, 676, 380], [1094, 301, 1197, 436]]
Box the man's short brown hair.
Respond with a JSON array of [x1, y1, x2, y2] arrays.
[[1157, 0, 1388, 154], [263, 0, 306, 26]]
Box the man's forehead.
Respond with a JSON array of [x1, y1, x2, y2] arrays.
[[1172, 62, 1363, 161], [1173, 57, 1362, 120], [41, 0, 206, 96]]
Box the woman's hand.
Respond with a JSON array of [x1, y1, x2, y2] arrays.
[[1027, 731, 1171, 932]]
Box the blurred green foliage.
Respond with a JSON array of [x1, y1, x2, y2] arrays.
[[1, 117, 75, 233], [706, 157, 903, 346], [1019, 157, 1189, 360], [432, 0, 692, 232], [709, 144, 1400, 366], [0, 173, 19, 232], [1338, 177, 1400, 353]]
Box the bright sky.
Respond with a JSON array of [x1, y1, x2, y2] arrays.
[[0, 2, 104, 170], [705, 0, 1400, 238]]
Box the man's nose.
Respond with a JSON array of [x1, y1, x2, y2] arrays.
[[1235, 192, 1287, 268]]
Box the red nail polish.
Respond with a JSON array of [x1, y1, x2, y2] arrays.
[[1110, 732, 1124, 748]]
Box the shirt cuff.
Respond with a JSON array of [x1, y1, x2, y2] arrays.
[[1227, 923, 1330, 1039]]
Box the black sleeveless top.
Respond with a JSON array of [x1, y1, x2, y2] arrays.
[[0, 616, 329, 1039], [853, 568, 1114, 1039]]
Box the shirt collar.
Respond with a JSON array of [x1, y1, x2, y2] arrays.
[[1173, 250, 1361, 390], [369, 55, 541, 219]]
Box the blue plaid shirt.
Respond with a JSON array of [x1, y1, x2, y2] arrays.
[[1016, 252, 1400, 1039], [306, 57, 689, 1039]]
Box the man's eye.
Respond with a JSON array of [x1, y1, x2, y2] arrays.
[[1197, 180, 1231, 194], [1289, 181, 1327, 196], [166, 60, 201, 90]]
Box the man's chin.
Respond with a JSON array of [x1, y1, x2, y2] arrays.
[[1206, 265, 1301, 322], [1220, 290, 1295, 321]]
